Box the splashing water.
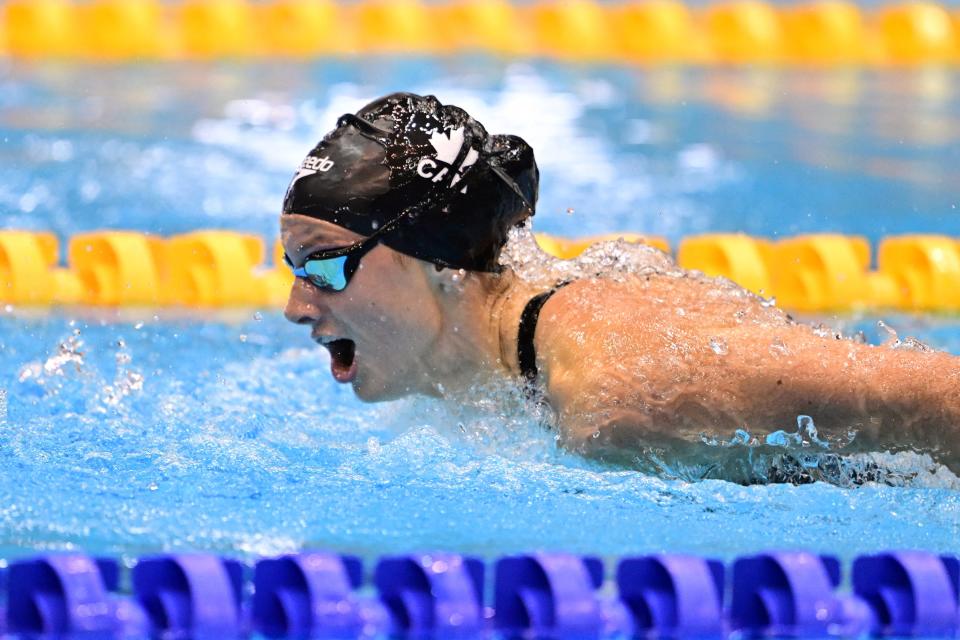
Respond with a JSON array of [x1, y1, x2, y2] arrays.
[[17, 329, 86, 392], [692, 414, 959, 488], [877, 319, 933, 352], [17, 328, 145, 415], [5, 62, 960, 559], [499, 223, 679, 288], [100, 339, 145, 409], [5, 311, 959, 560]]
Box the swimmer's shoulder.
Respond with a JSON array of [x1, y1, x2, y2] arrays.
[[533, 278, 652, 446], [535, 277, 643, 347], [534, 279, 605, 346], [533, 275, 672, 393], [533, 278, 635, 391]]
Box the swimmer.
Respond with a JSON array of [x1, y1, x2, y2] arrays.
[[281, 92, 960, 471]]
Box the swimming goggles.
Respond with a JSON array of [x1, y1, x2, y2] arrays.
[[285, 238, 376, 292], [285, 205, 410, 292]]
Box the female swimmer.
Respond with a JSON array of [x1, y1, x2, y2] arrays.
[[280, 92, 960, 470]]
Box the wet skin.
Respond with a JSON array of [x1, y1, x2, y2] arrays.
[[537, 276, 960, 466], [283, 213, 448, 401], [281, 213, 542, 402], [283, 214, 960, 468]]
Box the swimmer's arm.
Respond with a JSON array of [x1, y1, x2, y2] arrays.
[[543, 321, 960, 462], [725, 327, 960, 453]]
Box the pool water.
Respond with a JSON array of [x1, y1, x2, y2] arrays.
[[2, 58, 960, 562]]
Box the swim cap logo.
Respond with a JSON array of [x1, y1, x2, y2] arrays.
[[292, 154, 335, 184], [416, 127, 479, 193]]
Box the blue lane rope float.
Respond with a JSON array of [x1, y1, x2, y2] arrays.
[[2, 550, 959, 638], [4, 230, 960, 312]]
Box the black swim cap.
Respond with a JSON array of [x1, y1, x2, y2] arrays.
[[282, 92, 538, 272]]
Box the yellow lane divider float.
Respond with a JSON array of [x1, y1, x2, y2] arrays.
[[3, 0, 960, 65], [676, 232, 960, 311], [1, 230, 292, 308], [4, 229, 960, 312]]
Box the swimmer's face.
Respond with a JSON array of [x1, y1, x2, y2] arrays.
[[281, 213, 444, 401]]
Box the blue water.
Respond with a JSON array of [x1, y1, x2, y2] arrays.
[[2, 58, 960, 562]]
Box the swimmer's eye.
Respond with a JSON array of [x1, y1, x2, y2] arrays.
[[288, 240, 378, 293]]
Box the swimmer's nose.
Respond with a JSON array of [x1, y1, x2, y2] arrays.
[[284, 278, 326, 325]]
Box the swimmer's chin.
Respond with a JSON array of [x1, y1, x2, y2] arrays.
[[350, 375, 439, 403]]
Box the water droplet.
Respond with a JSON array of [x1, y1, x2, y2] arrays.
[[709, 337, 728, 355], [897, 336, 932, 352], [134, 322, 144, 330], [592, 431, 600, 439], [765, 430, 792, 446], [253, 311, 263, 322], [18, 362, 41, 383], [148, 482, 158, 491], [769, 338, 789, 356], [877, 320, 900, 347], [811, 323, 831, 338], [239, 334, 247, 343], [566, 207, 575, 214]]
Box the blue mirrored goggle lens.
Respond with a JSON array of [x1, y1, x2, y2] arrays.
[[303, 256, 349, 291]]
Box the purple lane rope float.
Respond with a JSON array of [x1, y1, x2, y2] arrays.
[[2, 550, 959, 638]]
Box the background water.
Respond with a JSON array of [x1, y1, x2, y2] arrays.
[[2, 58, 960, 562]]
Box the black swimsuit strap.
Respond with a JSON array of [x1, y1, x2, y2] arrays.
[[517, 281, 570, 383]]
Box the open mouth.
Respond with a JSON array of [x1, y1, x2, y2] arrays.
[[324, 338, 358, 383]]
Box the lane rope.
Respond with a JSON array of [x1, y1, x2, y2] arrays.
[[2, 229, 959, 310], [1, 0, 959, 65]]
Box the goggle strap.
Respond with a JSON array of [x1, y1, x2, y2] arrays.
[[336, 112, 393, 142], [489, 162, 535, 215]]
